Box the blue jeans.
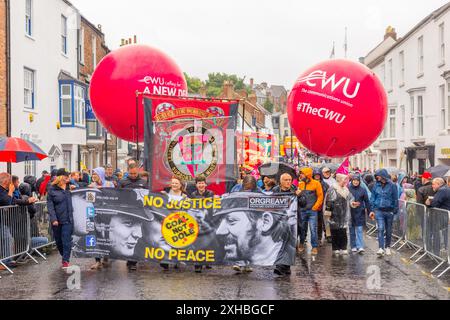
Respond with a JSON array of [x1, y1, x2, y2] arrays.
[[349, 225, 364, 249], [300, 210, 318, 248], [52, 224, 73, 263], [375, 211, 394, 249]]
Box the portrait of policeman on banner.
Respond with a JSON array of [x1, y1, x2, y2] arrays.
[[72, 188, 150, 260], [212, 193, 297, 266]]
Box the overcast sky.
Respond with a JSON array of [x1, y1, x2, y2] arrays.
[[70, 0, 449, 88]]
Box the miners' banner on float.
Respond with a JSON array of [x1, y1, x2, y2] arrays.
[[71, 188, 297, 266], [143, 95, 240, 195]]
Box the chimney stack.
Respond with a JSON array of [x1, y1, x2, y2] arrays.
[[384, 26, 397, 41], [250, 78, 254, 89]]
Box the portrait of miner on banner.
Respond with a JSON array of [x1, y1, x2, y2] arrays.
[[212, 192, 297, 266]]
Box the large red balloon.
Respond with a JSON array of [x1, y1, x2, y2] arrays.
[[90, 45, 187, 142], [287, 59, 387, 158]]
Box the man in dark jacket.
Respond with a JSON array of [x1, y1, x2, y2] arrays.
[[118, 163, 147, 190], [190, 176, 215, 199], [272, 173, 296, 276], [417, 172, 435, 205], [189, 175, 215, 273], [428, 178, 450, 211], [119, 163, 147, 270], [349, 174, 371, 253], [369, 169, 398, 257]]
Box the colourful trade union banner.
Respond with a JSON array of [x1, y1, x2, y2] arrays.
[[236, 132, 277, 172], [143, 95, 240, 195], [71, 188, 297, 266]]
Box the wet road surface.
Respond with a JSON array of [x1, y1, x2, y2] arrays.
[[1, 235, 449, 300]]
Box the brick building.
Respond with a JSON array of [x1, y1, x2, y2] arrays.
[[78, 16, 117, 170], [0, 0, 7, 138]]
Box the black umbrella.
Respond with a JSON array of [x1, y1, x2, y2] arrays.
[[426, 164, 450, 178], [258, 162, 297, 180]]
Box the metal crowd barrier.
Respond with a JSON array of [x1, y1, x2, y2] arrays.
[[30, 201, 55, 260], [366, 200, 450, 278], [0, 205, 38, 274]]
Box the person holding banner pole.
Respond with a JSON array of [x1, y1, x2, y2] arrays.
[[273, 173, 297, 276], [189, 175, 215, 273], [160, 176, 188, 271], [119, 163, 148, 271], [89, 167, 115, 270]]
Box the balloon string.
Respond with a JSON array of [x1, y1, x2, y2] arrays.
[[307, 129, 312, 151], [324, 138, 337, 157]]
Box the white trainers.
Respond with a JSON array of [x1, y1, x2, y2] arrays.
[[377, 248, 385, 256], [351, 248, 358, 253], [341, 250, 349, 255], [333, 250, 340, 256], [358, 248, 365, 254], [385, 248, 392, 256]]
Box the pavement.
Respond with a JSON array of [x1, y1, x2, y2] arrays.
[[0, 235, 449, 300]]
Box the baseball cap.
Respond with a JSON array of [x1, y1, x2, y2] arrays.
[[322, 167, 331, 173], [422, 172, 432, 180], [56, 168, 69, 177]]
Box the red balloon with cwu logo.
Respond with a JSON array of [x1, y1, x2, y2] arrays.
[[287, 59, 387, 158], [89, 44, 188, 142]]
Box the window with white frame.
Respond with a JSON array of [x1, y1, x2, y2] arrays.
[[389, 108, 396, 138], [388, 59, 393, 91], [25, 0, 32, 36], [24, 68, 35, 109], [79, 28, 85, 64], [418, 36, 424, 75], [439, 23, 445, 65], [381, 64, 386, 86], [92, 35, 97, 68], [87, 120, 99, 137], [389, 108, 397, 138], [400, 105, 405, 139], [61, 15, 67, 54], [440, 85, 446, 130], [399, 51, 405, 85], [74, 85, 85, 126], [63, 150, 71, 172], [61, 84, 72, 125], [448, 80, 450, 127], [417, 96, 424, 137], [24, 161, 36, 176], [410, 96, 415, 136]]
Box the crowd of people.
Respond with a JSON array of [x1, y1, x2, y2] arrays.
[[1, 159, 450, 278]]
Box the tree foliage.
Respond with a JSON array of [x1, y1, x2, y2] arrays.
[[184, 72, 250, 97]]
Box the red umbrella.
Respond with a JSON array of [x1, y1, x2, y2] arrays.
[[0, 137, 48, 163]]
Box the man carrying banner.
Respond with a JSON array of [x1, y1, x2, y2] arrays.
[[272, 173, 297, 276], [189, 175, 215, 273], [119, 163, 148, 271]]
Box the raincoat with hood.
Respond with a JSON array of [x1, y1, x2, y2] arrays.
[[325, 179, 355, 230], [370, 169, 399, 214], [89, 167, 115, 188], [297, 168, 324, 212], [349, 174, 371, 227]]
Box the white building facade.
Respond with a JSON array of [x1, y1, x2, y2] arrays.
[[352, 4, 450, 173], [9, 0, 86, 178]]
